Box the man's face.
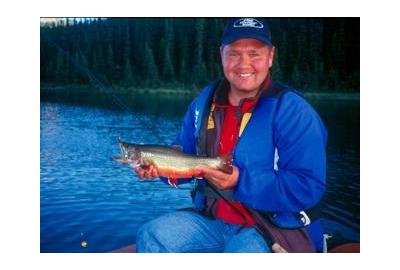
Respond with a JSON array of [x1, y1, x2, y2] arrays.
[[221, 38, 275, 95]]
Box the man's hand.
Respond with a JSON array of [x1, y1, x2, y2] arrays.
[[133, 164, 159, 180], [197, 165, 239, 190], [272, 243, 288, 253]]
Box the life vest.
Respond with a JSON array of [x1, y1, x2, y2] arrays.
[[191, 78, 325, 229], [201, 78, 266, 226]]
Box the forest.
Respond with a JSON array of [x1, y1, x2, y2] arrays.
[[40, 18, 360, 93]]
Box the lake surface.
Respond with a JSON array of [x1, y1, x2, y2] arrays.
[[40, 91, 360, 252]]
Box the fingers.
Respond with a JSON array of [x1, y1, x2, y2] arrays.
[[199, 166, 226, 180], [149, 166, 159, 178], [272, 243, 288, 253], [197, 165, 239, 190], [133, 164, 159, 180]]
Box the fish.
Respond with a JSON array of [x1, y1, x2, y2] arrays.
[[114, 138, 233, 187]]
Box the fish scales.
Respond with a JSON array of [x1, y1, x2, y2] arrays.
[[138, 146, 223, 171], [115, 140, 233, 178]]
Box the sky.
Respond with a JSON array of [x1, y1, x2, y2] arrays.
[[40, 17, 102, 27]]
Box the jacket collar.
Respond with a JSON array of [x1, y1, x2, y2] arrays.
[[213, 74, 272, 112]]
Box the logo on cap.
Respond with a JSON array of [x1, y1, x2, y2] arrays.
[[233, 18, 264, 29]]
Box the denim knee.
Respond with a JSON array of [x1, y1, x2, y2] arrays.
[[224, 227, 271, 253], [136, 211, 224, 253], [136, 219, 170, 253]]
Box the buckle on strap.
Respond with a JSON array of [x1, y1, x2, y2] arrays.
[[298, 211, 311, 226]]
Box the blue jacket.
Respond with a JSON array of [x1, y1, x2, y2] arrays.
[[174, 80, 328, 251]]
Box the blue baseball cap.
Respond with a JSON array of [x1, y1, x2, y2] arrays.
[[221, 17, 273, 47]]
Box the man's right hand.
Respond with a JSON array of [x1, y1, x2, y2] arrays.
[[272, 243, 288, 253], [133, 164, 159, 180]]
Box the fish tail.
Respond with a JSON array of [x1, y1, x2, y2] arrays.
[[219, 153, 233, 174]]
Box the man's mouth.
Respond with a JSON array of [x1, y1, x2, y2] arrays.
[[238, 73, 253, 78]]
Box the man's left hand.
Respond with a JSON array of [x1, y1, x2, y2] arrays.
[[197, 165, 239, 190]]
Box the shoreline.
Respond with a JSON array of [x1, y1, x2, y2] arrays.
[[304, 92, 360, 101], [40, 85, 197, 97], [40, 85, 360, 100]]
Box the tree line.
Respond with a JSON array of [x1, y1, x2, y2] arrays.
[[40, 18, 359, 93]]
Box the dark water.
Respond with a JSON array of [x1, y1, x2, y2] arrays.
[[40, 92, 360, 252]]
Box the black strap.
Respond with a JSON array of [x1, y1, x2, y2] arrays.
[[205, 184, 315, 252], [196, 79, 221, 157], [196, 184, 235, 200]]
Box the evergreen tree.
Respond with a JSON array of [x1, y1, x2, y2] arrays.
[[98, 46, 107, 80], [333, 22, 346, 82], [78, 51, 89, 84], [104, 22, 115, 83], [192, 19, 208, 87], [123, 23, 132, 77], [327, 67, 338, 91], [70, 52, 80, 84], [177, 35, 189, 86], [311, 59, 324, 91], [290, 64, 301, 89], [307, 19, 323, 90], [106, 43, 114, 82], [123, 58, 135, 87], [160, 20, 175, 85], [44, 60, 54, 83], [143, 41, 159, 88], [204, 18, 224, 81], [271, 49, 283, 81], [296, 22, 310, 88], [55, 49, 66, 84], [40, 18, 359, 93], [276, 27, 288, 81]]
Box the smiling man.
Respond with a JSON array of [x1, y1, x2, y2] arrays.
[[221, 38, 274, 104], [135, 18, 328, 253]]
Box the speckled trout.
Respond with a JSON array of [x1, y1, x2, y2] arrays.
[[114, 139, 233, 184]]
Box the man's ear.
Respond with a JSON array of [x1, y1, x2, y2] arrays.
[[220, 45, 225, 65], [269, 46, 276, 68]]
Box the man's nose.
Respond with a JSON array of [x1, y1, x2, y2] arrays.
[[238, 54, 251, 67]]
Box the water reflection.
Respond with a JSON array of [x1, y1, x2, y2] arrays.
[[310, 99, 360, 244]]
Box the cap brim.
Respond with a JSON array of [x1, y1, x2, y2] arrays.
[[222, 35, 273, 47]]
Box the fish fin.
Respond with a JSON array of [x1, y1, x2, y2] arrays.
[[171, 145, 184, 152], [167, 178, 179, 188], [219, 153, 233, 174]]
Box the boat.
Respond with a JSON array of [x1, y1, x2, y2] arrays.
[[110, 242, 360, 253]]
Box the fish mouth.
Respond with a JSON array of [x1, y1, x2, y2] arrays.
[[115, 138, 142, 166], [112, 156, 130, 164], [118, 140, 129, 159], [114, 138, 131, 163]]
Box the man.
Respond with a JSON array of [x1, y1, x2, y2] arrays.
[[135, 17, 327, 253]]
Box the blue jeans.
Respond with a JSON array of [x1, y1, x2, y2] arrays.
[[136, 210, 271, 253]]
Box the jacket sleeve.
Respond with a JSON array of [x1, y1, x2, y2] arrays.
[[234, 92, 327, 212]]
